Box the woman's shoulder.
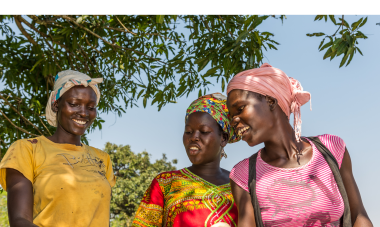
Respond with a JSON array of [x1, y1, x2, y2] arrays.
[[154, 170, 182, 180], [87, 145, 111, 158], [311, 134, 346, 168], [8, 136, 44, 151], [229, 158, 250, 192]]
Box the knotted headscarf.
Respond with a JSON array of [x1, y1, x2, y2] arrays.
[[46, 70, 103, 127], [227, 63, 311, 142], [185, 93, 241, 143]]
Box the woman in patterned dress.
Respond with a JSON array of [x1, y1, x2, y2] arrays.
[[132, 93, 241, 227], [226, 63, 372, 226]]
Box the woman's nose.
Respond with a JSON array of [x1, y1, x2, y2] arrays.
[[190, 131, 200, 141], [77, 105, 89, 117], [232, 116, 241, 128]]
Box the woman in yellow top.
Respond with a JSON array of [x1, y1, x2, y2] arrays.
[[0, 70, 116, 227]]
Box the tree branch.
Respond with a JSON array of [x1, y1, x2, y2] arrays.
[[115, 16, 137, 36], [0, 94, 44, 135], [105, 26, 130, 33], [200, 16, 212, 33], [78, 44, 99, 73], [218, 15, 234, 37], [38, 115, 52, 136], [17, 16, 86, 69], [85, 37, 103, 55], [333, 15, 344, 36], [58, 15, 167, 65], [0, 109, 39, 137], [13, 15, 38, 46]]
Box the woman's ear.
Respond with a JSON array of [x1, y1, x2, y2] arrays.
[[52, 100, 59, 113], [221, 132, 228, 148], [266, 96, 278, 111]]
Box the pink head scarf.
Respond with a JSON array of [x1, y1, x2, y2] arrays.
[[226, 63, 311, 142]]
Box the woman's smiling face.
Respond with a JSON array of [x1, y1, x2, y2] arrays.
[[183, 112, 227, 165], [53, 85, 97, 136], [227, 89, 277, 147]]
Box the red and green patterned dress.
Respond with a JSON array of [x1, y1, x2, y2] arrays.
[[132, 168, 238, 227]]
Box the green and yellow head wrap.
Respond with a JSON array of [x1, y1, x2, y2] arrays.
[[185, 93, 241, 143]]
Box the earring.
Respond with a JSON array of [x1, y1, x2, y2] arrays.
[[221, 148, 227, 159]]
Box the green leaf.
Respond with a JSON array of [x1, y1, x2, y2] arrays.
[[143, 97, 147, 108], [314, 15, 323, 21], [356, 47, 363, 56], [320, 41, 332, 51], [323, 47, 333, 60], [194, 57, 206, 65], [329, 15, 336, 25], [198, 88, 202, 97], [254, 32, 262, 45], [346, 50, 355, 66], [156, 15, 165, 24], [137, 89, 145, 99], [306, 32, 325, 37], [221, 78, 225, 92], [198, 59, 210, 72], [203, 67, 218, 77], [336, 42, 347, 56], [339, 53, 349, 68], [359, 17, 368, 28], [235, 30, 249, 44], [351, 17, 363, 30], [318, 39, 325, 49], [248, 15, 268, 31], [345, 34, 352, 46], [30, 59, 44, 73]]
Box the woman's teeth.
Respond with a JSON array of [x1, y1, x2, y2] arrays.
[[189, 146, 199, 150], [237, 126, 250, 136], [73, 119, 87, 125]]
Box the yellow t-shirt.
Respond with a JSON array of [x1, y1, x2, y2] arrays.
[[0, 136, 116, 227]]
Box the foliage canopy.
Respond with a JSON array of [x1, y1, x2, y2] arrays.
[[0, 15, 368, 155], [104, 142, 177, 226]]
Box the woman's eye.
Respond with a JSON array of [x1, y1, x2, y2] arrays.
[[238, 105, 245, 113], [69, 103, 77, 107], [201, 131, 211, 134], [185, 131, 192, 134]]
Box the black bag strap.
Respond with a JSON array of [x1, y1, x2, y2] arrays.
[[307, 136, 352, 227], [248, 137, 352, 227], [248, 152, 264, 227]]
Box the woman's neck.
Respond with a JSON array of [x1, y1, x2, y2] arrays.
[[188, 160, 222, 176], [263, 117, 306, 161], [47, 125, 82, 146]]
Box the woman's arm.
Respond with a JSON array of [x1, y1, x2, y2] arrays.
[[132, 178, 164, 227], [6, 168, 38, 227], [340, 148, 373, 227], [230, 179, 256, 227]]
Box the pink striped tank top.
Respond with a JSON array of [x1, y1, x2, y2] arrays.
[[230, 134, 346, 226]]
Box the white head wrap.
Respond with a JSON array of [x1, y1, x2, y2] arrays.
[[45, 70, 103, 127]]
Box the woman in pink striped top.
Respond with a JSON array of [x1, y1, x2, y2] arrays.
[[226, 63, 372, 227]]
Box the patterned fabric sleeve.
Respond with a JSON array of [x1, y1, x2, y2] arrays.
[[132, 178, 165, 227], [229, 158, 250, 192], [318, 134, 346, 168]]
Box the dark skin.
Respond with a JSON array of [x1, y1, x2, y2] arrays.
[[6, 86, 97, 227], [227, 89, 372, 227], [183, 112, 229, 186]]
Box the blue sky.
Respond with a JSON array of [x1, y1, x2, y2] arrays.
[[1, 15, 380, 224]]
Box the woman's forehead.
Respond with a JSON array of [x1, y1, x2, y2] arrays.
[[62, 86, 97, 100], [227, 90, 250, 105]]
